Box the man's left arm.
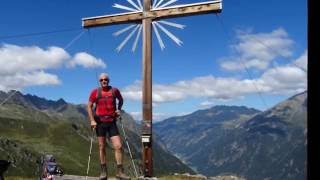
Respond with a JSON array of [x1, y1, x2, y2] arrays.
[[115, 88, 123, 112]]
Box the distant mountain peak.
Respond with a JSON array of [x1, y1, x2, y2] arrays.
[[0, 90, 68, 111], [209, 105, 261, 112], [56, 98, 67, 105]]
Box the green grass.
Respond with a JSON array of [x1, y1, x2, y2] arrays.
[[0, 116, 133, 177], [0, 103, 194, 178], [5, 177, 34, 180]]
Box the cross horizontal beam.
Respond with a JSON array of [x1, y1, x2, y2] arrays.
[[83, 11, 142, 28], [82, 0, 222, 28]]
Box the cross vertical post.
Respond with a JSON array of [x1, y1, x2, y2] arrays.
[[141, 0, 153, 177]]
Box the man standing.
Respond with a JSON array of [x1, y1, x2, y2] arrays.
[[87, 73, 130, 180]]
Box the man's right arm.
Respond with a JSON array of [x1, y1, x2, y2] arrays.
[[87, 101, 97, 128]]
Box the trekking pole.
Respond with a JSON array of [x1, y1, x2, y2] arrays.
[[118, 115, 139, 178], [86, 128, 95, 180]]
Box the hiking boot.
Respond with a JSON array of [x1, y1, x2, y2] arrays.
[[99, 164, 108, 180], [116, 164, 130, 180]]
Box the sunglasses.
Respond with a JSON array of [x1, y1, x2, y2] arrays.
[[99, 78, 109, 82]]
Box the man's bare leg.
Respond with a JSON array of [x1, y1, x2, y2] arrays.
[[98, 136, 107, 180], [111, 135, 130, 179]]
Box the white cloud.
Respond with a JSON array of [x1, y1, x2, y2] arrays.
[[260, 66, 307, 94], [220, 28, 294, 71], [1, 71, 60, 91], [123, 76, 257, 103], [293, 50, 307, 71], [200, 100, 215, 108], [121, 80, 143, 101], [0, 44, 106, 91], [0, 44, 69, 75], [128, 111, 142, 121], [122, 50, 307, 103], [68, 52, 106, 68]]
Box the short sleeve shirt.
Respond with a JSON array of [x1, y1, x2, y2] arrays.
[[89, 87, 122, 116]]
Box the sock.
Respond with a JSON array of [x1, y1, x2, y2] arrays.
[[101, 163, 107, 171], [117, 164, 124, 172]]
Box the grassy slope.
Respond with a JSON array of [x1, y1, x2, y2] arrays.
[[0, 116, 132, 177], [0, 103, 194, 178]]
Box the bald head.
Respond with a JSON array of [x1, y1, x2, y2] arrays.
[[99, 73, 109, 81], [99, 73, 110, 87]]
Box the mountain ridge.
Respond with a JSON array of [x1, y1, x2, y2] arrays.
[[154, 91, 307, 179]]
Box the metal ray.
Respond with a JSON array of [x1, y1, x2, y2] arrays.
[[113, 3, 140, 12], [132, 24, 143, 52], [152, 0, 158, 8], [113, 24, 136, 36], [116, 24, 140, 52], [158, 0, 178, 8], [127, 0, 142, 11], [154, 22, 183, 46], [154, 0, 165, 8], [136, 0, 143, 10], [152, 22, 165, 50], [158, 20, 185, 29]]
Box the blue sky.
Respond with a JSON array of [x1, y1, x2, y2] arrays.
[[0, 0, 307, 121]]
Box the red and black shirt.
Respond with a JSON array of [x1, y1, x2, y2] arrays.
[[89, 87, 123, 122]]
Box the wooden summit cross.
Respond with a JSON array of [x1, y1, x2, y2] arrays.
[[82, 0, 222, 177]]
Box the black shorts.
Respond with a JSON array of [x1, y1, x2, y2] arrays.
[[95, 121, 120, 138]]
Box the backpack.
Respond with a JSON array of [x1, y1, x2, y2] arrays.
[[93, 87, 116, 119], [41, 154, 63, 177], [43, 154, 57, 174]]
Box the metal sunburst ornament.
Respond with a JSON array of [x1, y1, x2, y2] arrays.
[[112, 0, 185, 52]]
